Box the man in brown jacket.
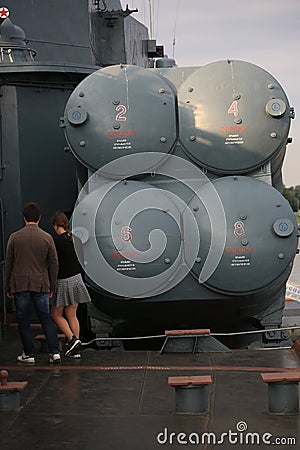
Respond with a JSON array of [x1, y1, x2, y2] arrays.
[[5, 202, 61, 364]]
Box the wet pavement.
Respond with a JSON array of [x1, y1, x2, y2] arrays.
[[1, 325, 300, 450]]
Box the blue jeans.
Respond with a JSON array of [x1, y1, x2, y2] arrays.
[[14, 291, 60, 356]]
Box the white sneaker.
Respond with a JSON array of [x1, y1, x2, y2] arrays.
[[17, 352, 35, 364], [66, 353, 81, 359], [64, 336, 81, 357], [49, 353, 61, 364]]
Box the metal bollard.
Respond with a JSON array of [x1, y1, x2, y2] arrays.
[[0, 370, 28, 411], [268, 381, 299, 415], [260, 372, 300, 415], [174, 384, 208, 414], [168, 375, 212, 415]]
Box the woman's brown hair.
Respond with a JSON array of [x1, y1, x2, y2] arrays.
[[52, 211, 72, 239]]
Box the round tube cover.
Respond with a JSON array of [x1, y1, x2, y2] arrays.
[[178, 60, 291, 173], [64, 65, 177, 170], [190, 176, 297, 293]]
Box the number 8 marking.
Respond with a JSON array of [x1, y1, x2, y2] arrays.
[[234, 221, 245, 238]]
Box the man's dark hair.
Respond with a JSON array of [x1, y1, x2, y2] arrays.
[[23, 202, 41, 222]]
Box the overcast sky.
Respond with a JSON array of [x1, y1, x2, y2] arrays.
[[123, 0, 300, 187]]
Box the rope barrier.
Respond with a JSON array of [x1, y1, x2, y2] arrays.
[[80, 325, 300, 346], [81, 334, 165, 346], [212, 326, 300, 337]]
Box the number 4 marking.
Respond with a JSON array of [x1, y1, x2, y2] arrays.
[[228, 100, 238, 117]]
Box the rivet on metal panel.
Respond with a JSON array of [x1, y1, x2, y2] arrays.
[[268, 84, 274, 89], [195, 257, 201, 263], [188, 87, 193, 92], [189, 135, 196, 141], [160, 137, 167, 143], [234, 118, 242, 124], [113, 100, 120, 105], [159, 88, 165, 93], [113, 123, 121, 129], [281, 331, 290, 339], [79, 92, 85, 97], [270, 132, 277, 138], [278, 253, 285, 259], [79, 141, 86, 147], [164, 258, 171, 264], [234, 93, 241, 100]]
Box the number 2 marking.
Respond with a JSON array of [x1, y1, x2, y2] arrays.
[[115, 105, 127, 121]]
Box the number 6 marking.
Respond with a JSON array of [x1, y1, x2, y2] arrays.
[[121, 226, 132, 242], [116, 105, 127, 121]]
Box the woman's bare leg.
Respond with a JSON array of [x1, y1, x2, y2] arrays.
[[51, 305, 73, 341], [64, 303, 80, 339]]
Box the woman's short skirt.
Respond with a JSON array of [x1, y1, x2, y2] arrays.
[[52, 273, 92, 307]]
